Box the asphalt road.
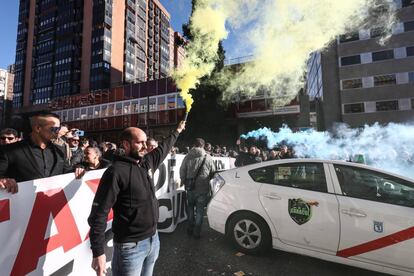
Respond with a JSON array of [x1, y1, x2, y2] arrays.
[[154, 218, 387, 276]]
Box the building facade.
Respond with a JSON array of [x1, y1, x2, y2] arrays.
[[13, 0, 172, 111], [307, 0, 414, 130], [0, 66, 15, 127], [49, 78, 186, 141]]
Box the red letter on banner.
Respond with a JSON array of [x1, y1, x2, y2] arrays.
[[11, 189, 81, 276], [0, 199, 10, 223]]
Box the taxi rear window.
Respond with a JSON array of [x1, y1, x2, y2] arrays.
[[249, 162, 327, 193]]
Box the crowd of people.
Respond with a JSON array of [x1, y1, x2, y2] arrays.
[[0, 111, 297, 276]]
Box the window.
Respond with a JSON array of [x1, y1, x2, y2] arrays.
[[404, 20, 414, 32], [140, 99, 148, 112], [157, 96, 166, 110], [177, 96, 185, 108], [80, 108, 87, 119], [374, 74, 396, 86], [370, 27, 386, 38], [342, 78, 363, 90], [74, 109, 80, 120], [115, 103, 122, 115], [167, 95, 176, 109], [131, 100, 139, 113], [248, 163, 327, 193], [372, 50, 394, 61], [344, 103, 364, 113], [407, 46, 414, 56], [409, 72, 414, 83], [339, 32, 359, 43], [334, 165, 414, 207], [376, 100, 398, 111], [340, 55, 361, 66], [402, 0, 414, 7], [94, 106, 100, 118], [68, 110, 73, 121], [101, 105, 108, 117], [107, 104, 114, 116], [123, 102, 131, 114]]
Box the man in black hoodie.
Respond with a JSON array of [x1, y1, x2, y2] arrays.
[[88, 121, 185, 276]]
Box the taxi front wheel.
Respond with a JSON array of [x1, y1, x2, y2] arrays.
[[227, 212, 271, 255]]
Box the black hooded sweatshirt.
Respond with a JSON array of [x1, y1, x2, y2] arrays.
[[88, 131, 179, 257]]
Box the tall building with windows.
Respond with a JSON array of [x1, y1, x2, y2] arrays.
[[13, 0, 172, 111], [0, 66, 15, 127], [306, 0, 414, 130]]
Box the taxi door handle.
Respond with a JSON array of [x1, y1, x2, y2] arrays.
[[263, 193, 281, 200], [341, 209, 367, 218]]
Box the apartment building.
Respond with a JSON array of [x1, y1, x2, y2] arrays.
[[307, 0, 414, 129], [13, 0, 172, 111]]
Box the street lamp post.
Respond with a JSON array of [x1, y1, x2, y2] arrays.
[[128, 36, 150, 134]]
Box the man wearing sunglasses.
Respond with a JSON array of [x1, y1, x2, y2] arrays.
[[0, 128, 19, 145], [0, 111, 79, 194]]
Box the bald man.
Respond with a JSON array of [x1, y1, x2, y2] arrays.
[[88, 121, 185, 276], [0, 112, 77, 193]]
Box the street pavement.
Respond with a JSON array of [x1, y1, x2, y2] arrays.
[[154, 218, 387, 276]]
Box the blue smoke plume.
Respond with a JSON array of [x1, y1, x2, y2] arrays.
[[240, 123, 414, 179]]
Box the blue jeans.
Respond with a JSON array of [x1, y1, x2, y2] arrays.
[[186, 191, 209, 236], [112, 232, 160, 276]]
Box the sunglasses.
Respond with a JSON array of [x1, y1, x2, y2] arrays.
[[0, 136, 15, 141], [49, 126, 61, 133]]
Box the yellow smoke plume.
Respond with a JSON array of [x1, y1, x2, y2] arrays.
[[172, 0, 228, 113], [174, 0, 395, 110]]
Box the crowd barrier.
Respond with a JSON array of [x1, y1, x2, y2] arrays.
[[0, 154, 235, 275]]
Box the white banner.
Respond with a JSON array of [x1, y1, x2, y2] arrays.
[[0, 154, 235, 275]]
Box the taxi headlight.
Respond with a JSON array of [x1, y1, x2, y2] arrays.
[[210, 173, 225, 196]]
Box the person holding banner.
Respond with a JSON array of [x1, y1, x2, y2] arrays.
[[0, 112, 77, 193], [88, 121, 186, 276]]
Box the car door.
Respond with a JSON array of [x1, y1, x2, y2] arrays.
[[331, 164, 414, 273], [254, 161, 340, 255]]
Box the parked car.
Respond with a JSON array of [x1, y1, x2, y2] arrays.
[[207, 159, 414, 276]]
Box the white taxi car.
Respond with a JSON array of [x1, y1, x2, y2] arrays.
[[207, 159, 414, 276]]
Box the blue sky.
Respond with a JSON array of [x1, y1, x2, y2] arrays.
[[0, 0, 243, 69]]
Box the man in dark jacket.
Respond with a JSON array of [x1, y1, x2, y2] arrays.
[[0, 112, 75, 193], [234, 145, 262, 167], [88, 121, 185, 276], [180, 138, 215, 239]]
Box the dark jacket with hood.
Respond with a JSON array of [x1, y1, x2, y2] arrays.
[[88, 131, 179, 257]]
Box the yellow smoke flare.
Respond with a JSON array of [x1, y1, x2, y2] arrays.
[[173, 0, 228, 113]]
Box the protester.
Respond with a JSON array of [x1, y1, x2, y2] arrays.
[[75, 146, 111, 174], [0, 128, 19, 145], [88, 121, 186, 276], [80, 137, 90, 151], [204, 143, 212, 155], [103, 142, 116, 161], [52, 123, 71, 162], [221, 146, 229, 157], [212, 145, 223, 157], [67, 132, 84, 167], [268, 150, 280, 161], [234, 145, 262, 167], [0, 112, 80, 193], [180, 138, 216, 239], [146, 137, 158, 153], [279, 144, 294, 159], [99, 142, 108, 155]]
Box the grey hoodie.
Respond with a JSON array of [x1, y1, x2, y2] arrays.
[[180, 147, 216, 193]]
